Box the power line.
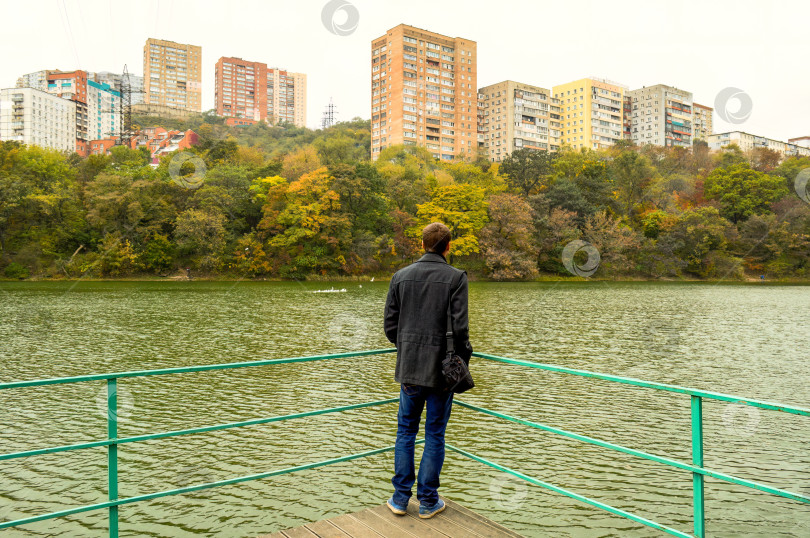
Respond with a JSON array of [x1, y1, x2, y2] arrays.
[[58, 0, 81, 68]]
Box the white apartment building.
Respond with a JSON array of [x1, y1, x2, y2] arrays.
[[86, 80, 122, 140], [478, 80, 556, 162], [789, 136, 810, 149], [628, 84, 693, 147], [0, 87, 76, 152], [709, 131, 810, 157], [16, 70, 49, 91]]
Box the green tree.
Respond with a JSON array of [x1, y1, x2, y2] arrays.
[[499, 148, 556, 196], [657, 207, 739, 277], [610, 149, 657, 216], [376, 145, 436, 214], [704, 163, 789, 223], [138, 233, 174, 273], [0, 143, 83, 273], [174, 208, 227, 271]]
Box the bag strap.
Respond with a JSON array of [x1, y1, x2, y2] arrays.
[[445, 272, 462, 355]]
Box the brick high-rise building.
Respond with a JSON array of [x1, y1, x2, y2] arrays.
[[215, 57, 266, 121], [143, 38, 202, 112], [214, 57, 307, 127], [553, 77, 626, 150], [371, 24, 478, 161], [45, 70, 89, 154], [478, 80, 554, 162]]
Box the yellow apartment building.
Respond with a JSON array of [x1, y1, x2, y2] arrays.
[[143, 38, 202, 112], [553, 77, 626, 150]]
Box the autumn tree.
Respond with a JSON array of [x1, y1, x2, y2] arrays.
[[281, 146, 322, 181], [479, 193, 538, 280], [582, 211, 642, 276], [413, 184, 488, 259]]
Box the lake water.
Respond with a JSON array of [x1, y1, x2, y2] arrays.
[[1, 281, 809, 537]]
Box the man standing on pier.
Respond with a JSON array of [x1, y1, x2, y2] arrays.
[[383, 222, 473, 519]]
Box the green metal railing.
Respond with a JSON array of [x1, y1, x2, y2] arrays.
[[1, 349, 808, 537]]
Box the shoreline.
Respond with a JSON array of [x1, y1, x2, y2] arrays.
[[3, 274, 809, 284]]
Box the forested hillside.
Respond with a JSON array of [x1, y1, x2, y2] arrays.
[[1, 116, 809, 280]]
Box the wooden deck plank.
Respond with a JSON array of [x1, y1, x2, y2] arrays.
[[304, 519, 352, 537], [327, 514, 385, 537], [404, 506, 500, 538], [259, 499, 524, 538], [440, 499, 523, 537], [281, 526, 320, 538], [366, 504, 450, 537], [403, 498, 520, 538], [350, 510, 425, 537]]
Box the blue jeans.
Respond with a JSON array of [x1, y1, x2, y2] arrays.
[[392, 383, 454, 507]]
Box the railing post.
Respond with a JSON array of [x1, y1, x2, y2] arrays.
[[107, 378, 119, 538], [691, 395, 705, 538]]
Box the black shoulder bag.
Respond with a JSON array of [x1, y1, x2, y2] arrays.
[[441, 295, 474, 393]]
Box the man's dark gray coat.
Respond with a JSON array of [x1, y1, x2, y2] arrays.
[[384, 252, 473, 388]]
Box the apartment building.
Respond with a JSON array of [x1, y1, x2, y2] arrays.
[[215, 57, 307, 127], [92, 71, 145, 105], [45, 70, 89, 154], [709, 131, 810, 157], [371, 24, 478, 161], [216, 57, 265, 121], [16, 70, 50, 90], [789, 136, 810, 149], [86, 80, 121, 141], [0, 87, 76, 152], [622, 95, 632, 140], [143, 38, 202, 112], [16, 69, 89, 154], [553, 77, 625, 150], [627, 84, 693, 148], [478, 80, 554, 162], [548, 97, 562, 151], [269, 69, 306, 127], [692, 103, 713, 141]]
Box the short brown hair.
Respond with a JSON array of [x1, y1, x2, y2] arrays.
[[422, 222, 451, 254]]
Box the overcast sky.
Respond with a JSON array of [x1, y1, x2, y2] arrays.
[[2, 0, 808, 140]]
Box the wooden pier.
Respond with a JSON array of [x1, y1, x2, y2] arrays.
[[259, 497, 524, 538]]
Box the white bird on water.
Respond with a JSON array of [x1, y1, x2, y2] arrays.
[[313, 287, 347, 294]]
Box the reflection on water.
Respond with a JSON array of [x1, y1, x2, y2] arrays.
[[1, 281, 809, 537]]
